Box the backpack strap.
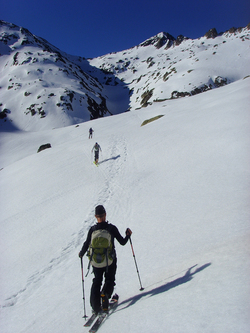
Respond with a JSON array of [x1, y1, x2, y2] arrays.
[[85, 249, 93, 277], [105, 249, 109, 273], [85, 226, 96, 277]]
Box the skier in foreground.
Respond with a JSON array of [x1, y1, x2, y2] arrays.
[[92, 142, 102, 165], [79, 205, 132, 314]]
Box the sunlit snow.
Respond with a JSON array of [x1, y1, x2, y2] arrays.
[[0, 22, 250, 333]]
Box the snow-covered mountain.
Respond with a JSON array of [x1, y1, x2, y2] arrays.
[[92, 26, 250, 106], [0, 21, 117, 131], [0, 20, 249, 131]]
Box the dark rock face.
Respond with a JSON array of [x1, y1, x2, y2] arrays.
[[170, 75, 228, 99], [175, 35, 187, 46], [88, 96, 109, 119], [37, 143, 51, 153], [141, 89, 154, 107], [204, 28, 218, 39], [0, 109, 10, 119], [214, 76, 227, 87]]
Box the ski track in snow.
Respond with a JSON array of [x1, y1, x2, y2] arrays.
[[98, 135, 128, 203], [1, 133, 129, 310]]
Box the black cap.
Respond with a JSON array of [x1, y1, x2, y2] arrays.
[[95, 205, 106, 216]]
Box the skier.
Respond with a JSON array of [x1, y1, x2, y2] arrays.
[[89, 127, 94, 139], [92, 142, 102, 165], [79, 205, 132, 314]]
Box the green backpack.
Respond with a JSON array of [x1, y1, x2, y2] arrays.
[[87, 229, 114, 268]]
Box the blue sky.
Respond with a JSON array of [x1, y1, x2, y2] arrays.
[[1, 0, 249, 58]]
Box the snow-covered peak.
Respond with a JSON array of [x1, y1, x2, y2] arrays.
[[139, 31, 176, 49], [0, 21, 250, 131], [0, 20, 59, 55], [0, 20, 115, 131], [89, 23, 250, 109]]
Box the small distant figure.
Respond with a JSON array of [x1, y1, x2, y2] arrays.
[[89, 127, 94, 139], [92, 142, 102, 165]]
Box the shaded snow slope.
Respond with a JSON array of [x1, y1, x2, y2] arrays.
[[0, 77, 249, 332]]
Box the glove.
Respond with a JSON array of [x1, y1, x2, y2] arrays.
[[79, 251, 83, 258], [126, 228, 132, 237]]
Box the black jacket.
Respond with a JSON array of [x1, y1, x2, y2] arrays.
[[79, 221, 129, 258]]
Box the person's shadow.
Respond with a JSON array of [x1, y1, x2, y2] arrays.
[[117, 263, 211, 310], [99, 155, 120, 164]]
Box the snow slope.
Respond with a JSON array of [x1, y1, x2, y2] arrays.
[[0, 76, 250, 332]]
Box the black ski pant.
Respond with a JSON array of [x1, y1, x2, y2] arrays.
[[94, 151, 99, 162], [90, 258, 117, 313]]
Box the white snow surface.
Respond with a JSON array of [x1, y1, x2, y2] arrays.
[[0, 76, 250, 332]]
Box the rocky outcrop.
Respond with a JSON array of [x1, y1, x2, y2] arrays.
[[87, 96, 110, 119], [0, 108, 10, 119], [204, 28, 218, 39], [37, 143, 51, 153]]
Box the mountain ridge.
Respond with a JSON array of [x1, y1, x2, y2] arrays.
[[0, 20, 249, 131]]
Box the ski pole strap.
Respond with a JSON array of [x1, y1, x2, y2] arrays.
[[85, 258, 91, 277], [81, 258, 83, 278]]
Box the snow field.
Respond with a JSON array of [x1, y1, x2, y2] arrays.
[[0, 77, 250, 332]]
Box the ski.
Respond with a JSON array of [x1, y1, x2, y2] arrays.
[[89, 312, 107, 333], [88, 294, 119, 333], [84, 313, 98, 327]]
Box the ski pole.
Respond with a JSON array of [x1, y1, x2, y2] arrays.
[[129, 237, 144, 291], [80, 257, 88, 319]]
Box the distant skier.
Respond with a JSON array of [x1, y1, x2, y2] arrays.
[[92, 142, 102, 165], [89, 127, 94, 139], [79, 205, 132, 314]]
